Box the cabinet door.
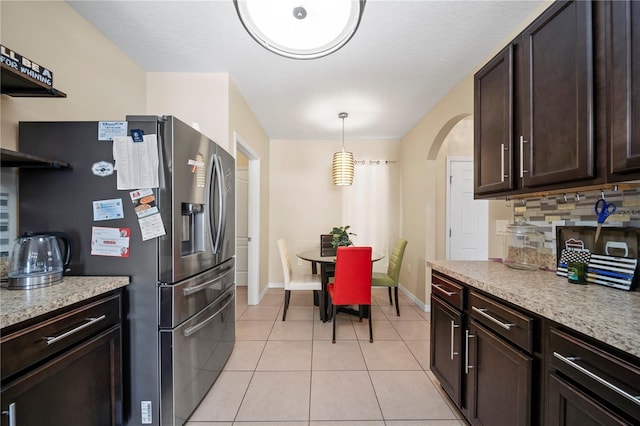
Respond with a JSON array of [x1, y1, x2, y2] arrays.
[[521, 0, 595, 187], [609, 0, 640, 175], [467, 320, 532, 426], [474, 45, 514, 195], [430, 295, 463, 407], [547, 373, 630, 426], [0, 326, 122, 426]]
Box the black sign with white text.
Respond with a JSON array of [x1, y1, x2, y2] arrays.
[[1, 44, 54, 87]]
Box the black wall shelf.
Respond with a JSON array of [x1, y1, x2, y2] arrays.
[[1, 63, 66, 98], [1, 148, 69, 168]]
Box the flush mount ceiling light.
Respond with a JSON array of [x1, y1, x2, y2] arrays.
[[332, 112, 354, 186], [233, 0, 366, 60]]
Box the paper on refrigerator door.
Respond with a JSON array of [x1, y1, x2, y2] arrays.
[[113, 134, 159, 190]]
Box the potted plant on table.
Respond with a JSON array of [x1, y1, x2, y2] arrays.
[[331, 225, 356, 248]]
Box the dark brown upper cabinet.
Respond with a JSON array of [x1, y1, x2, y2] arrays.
[[608, 0, 640, 177], [471, 1, 638, 199], [474, 45, 515, 195], [520, 0, 595, 188]]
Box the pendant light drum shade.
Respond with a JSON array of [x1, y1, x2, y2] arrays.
[[332, 112, 354, 186], [234, 0, 366, 60], [332, 150, 355, 186]]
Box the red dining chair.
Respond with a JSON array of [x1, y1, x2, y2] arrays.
[[327, 246, 373, 343]]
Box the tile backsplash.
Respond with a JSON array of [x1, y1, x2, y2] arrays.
[[512, 187, 640, 270]]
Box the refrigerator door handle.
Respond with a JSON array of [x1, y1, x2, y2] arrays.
[[210, 154, 225, 254]]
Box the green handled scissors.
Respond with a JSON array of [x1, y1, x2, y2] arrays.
[[594, 198, 616, 243]]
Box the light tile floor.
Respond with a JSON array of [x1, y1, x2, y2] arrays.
[[187, 287, 467, 426]]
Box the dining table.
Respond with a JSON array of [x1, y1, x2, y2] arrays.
[[297, 249, 385, 322]]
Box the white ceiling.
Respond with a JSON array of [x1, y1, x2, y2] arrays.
[[68, 0, 544, 140]]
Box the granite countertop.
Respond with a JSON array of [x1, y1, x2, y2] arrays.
[[427, 260, 640, 358], [0, 276, 129, 329]]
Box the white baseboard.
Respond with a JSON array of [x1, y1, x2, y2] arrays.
[[399, 284, 430, 312]]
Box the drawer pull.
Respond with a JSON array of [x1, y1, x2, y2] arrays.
[[184, 295, 233, 338], [471, 306, 515, 330], [450, 320, 460, 360], [433, 284, 457, 297], [183, 266, 233, 296], [1, 402, 16, 426], [553, 352, 640, 407], [465, 329, 475, 374], [44, 315, 106, 346]]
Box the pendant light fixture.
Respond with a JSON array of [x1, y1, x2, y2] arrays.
[[332, 112, 354, 186], [233, 0, 366, 60]]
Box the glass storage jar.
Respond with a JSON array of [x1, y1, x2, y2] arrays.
[[503, 218, 544, 270]]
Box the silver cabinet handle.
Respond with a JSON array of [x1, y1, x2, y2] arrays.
[[1, 402, 16, 426], [433, 284, 456, 297], [465, 329, 475, 374], [471, 306, 514, 330], [500, 143, 505, 182], [183, 266, 233, 296], [184, 295, 233, 337], [44, 315, 106, 346], [519, 136, 529, 177], [553, 352, 640, 406], [450, 320, 459, 360]]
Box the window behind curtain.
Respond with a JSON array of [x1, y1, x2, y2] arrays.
[[342, 161, 400, 273]]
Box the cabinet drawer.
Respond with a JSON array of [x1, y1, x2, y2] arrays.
[[431, 273, 465, 310], [1, 292, 121, 381], [469, 291, 534, 353], [549, 328, 640, 422]]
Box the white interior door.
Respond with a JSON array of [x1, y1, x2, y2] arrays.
[[447, 158, 488, 260], [236, 168, 249, 286]]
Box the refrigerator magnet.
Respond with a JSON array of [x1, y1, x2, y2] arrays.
[[138, 213, 166, 241], [91, 226, 130, 257], [91, 161, 114, 177], [130, 189, 158, 218], [98, 121, 127, 141], [92, 198, 124, 221]]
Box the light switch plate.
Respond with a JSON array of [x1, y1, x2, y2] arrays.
[[496, 220, 509, 236]]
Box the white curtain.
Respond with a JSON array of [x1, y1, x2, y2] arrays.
[[342, 160, 400, 273]]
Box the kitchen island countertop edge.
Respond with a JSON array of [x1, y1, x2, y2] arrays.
[[427, 260, 640, 358]]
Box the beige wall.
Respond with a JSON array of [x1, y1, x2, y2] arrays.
[[1, 1, 146, 149], [269, 138, 399, 285], [229, 78, 271, 295], [146, 73, 230, 149]]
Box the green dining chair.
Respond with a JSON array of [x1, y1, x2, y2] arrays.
[[372, 239, 407, 316]]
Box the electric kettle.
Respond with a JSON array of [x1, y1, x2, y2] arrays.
[[8, 232, 74, 290]]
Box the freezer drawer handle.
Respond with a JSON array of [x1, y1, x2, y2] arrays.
[[44, 315, 106, 346], [1, 402, 16, 426], [183, 266, 234, 296], [471, 306, 514, 330], [553, 352, 640, 406], [183, 295, 233, 338]]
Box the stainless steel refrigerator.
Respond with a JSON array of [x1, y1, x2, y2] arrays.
[[17, 115, 235, 426]]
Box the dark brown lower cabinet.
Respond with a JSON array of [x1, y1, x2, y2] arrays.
[[430, 295, 463, 406], [546, 327, 640, 425], [466, 320, 532, 426], [1, 326, 122, 426], [1, 290, 123, 426], [547, 373, 629, 426]]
